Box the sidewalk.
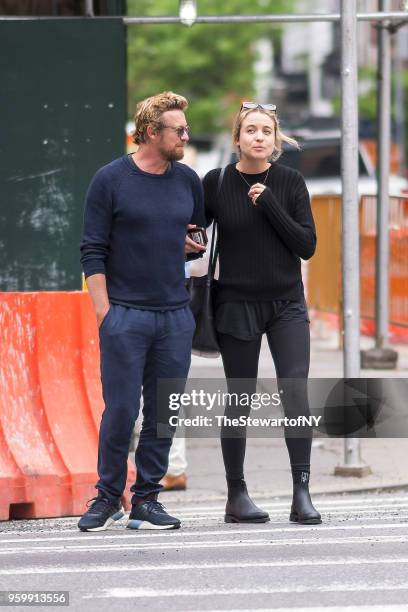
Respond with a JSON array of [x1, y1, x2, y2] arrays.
[[161, 324, 408, 503]]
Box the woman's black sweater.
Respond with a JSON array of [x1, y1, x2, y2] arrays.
[[203, 162, 316, 303]]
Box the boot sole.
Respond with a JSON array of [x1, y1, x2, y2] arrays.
[[289, 513, 322, 525], [225, 514, 270, 524]]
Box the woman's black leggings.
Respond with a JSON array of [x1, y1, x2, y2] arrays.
[[218, 320, 312, 481]]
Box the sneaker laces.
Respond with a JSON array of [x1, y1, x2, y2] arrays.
[[145, 500, 166, 513], [86, 496, 111, 513]]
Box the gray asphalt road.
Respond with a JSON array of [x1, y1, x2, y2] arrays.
[[1, 492, 408, 611]]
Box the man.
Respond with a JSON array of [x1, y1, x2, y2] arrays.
[[78, 91, 205, 531]]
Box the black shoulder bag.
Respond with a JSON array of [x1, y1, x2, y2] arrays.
[[187, 167, 225, 358]]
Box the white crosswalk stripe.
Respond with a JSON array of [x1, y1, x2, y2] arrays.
[[2, 492, 408, 610], [1, 520, 408, 547], [83, 582, 408, 597], [1, 556, 408, 577]]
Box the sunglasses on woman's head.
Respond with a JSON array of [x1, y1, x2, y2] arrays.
[[240, 102, 277, 112]]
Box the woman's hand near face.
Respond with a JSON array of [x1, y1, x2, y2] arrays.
[[248, 183, 267, 205]]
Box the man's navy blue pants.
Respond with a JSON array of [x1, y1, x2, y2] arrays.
[[96, 304, 195, 506]]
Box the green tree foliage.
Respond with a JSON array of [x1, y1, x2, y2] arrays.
[[127, 0, 292, 134]]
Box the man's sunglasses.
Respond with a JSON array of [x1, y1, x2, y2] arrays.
[[160, 124, 190, 138], [240, 102, 277, 112]]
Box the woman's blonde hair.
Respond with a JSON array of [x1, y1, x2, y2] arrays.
[[133, 91, 188, 145], [232, 106, 299, 162]]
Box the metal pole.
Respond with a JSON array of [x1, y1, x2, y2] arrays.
[[395, 28, 406, 176], [123, 12, 408, 24], [376, 0, 391, 350], [361, 0, 398, 370], [84, 0, 94, 17], [334, 0, 371, 477], [1, 12, 408, 23]]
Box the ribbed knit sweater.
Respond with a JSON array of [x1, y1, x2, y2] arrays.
[[203, 162, 316, 303]]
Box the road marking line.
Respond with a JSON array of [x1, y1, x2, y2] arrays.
[[2, 496, 408, 524], [173, 607, 408, 612], [4, 511, 408, 537], [2, 556, 408, 576], [83, 582, 408, 599], [2, 521, 408, 545], [1, 534, 408, 555], [2, 499, 408, 537]]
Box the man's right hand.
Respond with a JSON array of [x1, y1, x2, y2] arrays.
[[96, 305, 110, 328], [84, 274, 111, 329]]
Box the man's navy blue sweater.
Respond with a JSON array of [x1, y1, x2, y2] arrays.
[[80, 155, 205, 310]]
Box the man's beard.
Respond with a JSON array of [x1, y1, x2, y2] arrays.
[[158, 143, 185, 162]]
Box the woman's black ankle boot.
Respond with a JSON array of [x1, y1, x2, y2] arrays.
[[289, 471, 322, 525], [225, 478, 270, 523]]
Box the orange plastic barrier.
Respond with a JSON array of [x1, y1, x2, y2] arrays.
[[308, 195, 408, 343], [0, 292, 135, 520], [307, 195, 342, 315], [360, 195, 408, 330], [361, 139, 400, 175]]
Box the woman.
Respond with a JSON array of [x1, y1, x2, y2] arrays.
[[203, 102, 321, 525]]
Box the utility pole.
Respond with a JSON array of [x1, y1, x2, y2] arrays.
[[361, 0, 398, 369], [334, 0, 371, 477], [395, 27, 406, 176]]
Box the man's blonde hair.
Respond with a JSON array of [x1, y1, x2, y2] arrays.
[[132, 91, 188, 145], [232, 107, 299, 162]]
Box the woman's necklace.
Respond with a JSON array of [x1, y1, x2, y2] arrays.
[[236, 165, 271, 206], [236, 164, 271, 189]]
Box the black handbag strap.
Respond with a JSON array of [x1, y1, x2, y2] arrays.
[[208, 166, 225, 279]]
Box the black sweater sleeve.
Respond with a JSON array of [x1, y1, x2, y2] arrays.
[[256, 175, 317, 260]]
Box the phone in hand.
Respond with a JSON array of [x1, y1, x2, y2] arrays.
[[187, 226, 208, 247]]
